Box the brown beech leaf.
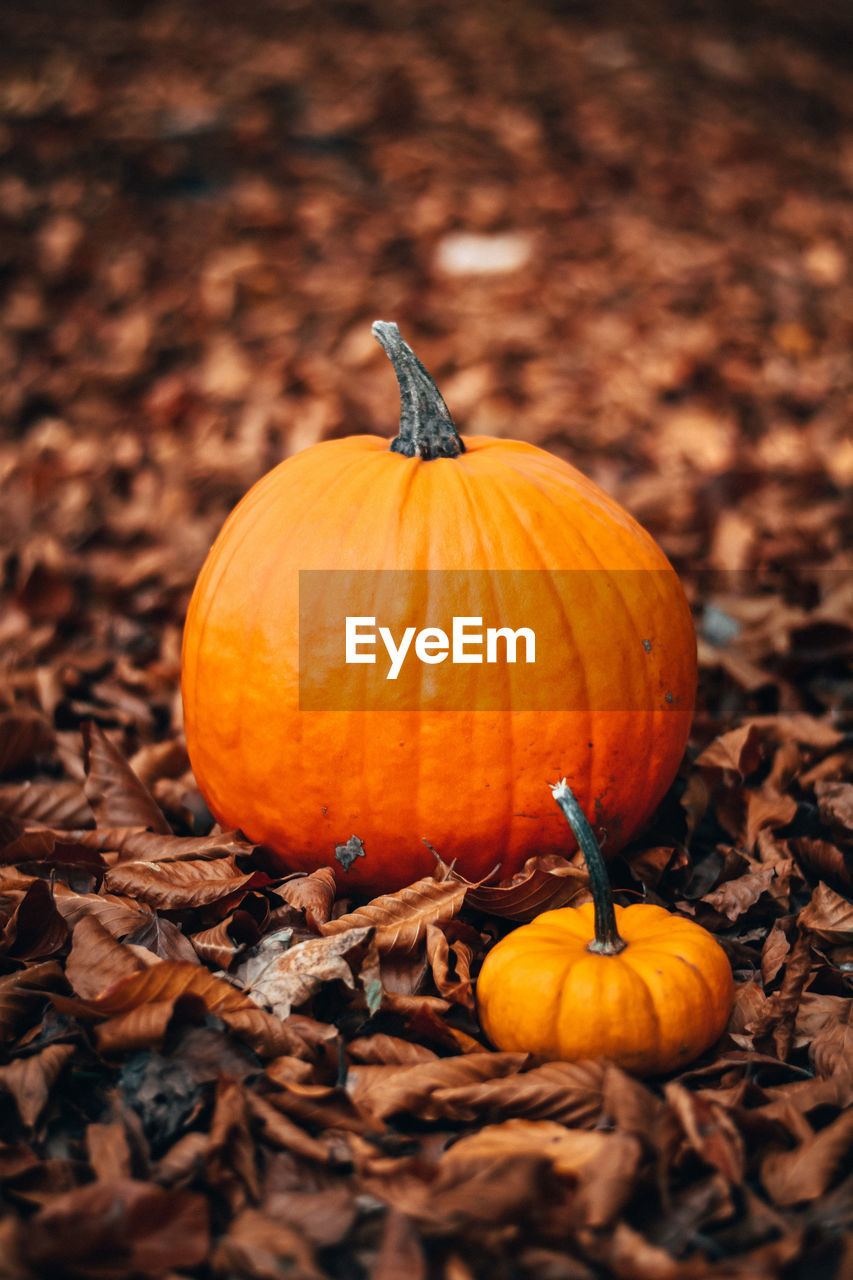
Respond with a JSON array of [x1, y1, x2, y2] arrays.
[[96, 827, 257, 863], [50, 882, 151, 937], [206, 1077, 261, 1210], [444, 1120, 642, 1229], [745, 790, 797, 850], [1, 879, 68, 959], [700, 863, 776, 922], [22, 1178, 209, 1275], [156, 1131, 210, 1187], [0, 1042, 75, 1127], [0, 829, 106, 881], [695, 723, 763, 779], [103, 857, 259, 909], [810, 1003, 853, 1080], [761, 919, 792, 985], [264, 1056, 314, 1085], [345, 1053, 529, 1121], [85, 1121, 133, 1182], [425, 922, 475, 1008], [191, 911, 260, 968], [815, 781, 853, 842], [761, 1110, 853, 1206], [65, 914, 148, 999], [798, 881, 853, 943], [82, 721, 172, 834], [0, 960, 65, 1042], [347, 1034, 439, 1066], [262, 1078, 381, 1137], [462, 860, 588, 921], [664, 1082, 746, 1183], [431, 1058, 608, 1128], [124, 912, 202, 965], [0, 782, 94, 830], [211, 1207, 322, 1280], [320, 878, 467, 955], [0, 709, 54, 776], [750, 934, 815, 1060], [363, 1147, 548, 1237], [791, 837, 853, 890], [52, 959, 296, 1057], [373, 1208, 427, 1280], [236, 926, 374, 1019], [246, 1090, 335, 1163], [276, 867, 337, 929], [744, 714, 843, 750]]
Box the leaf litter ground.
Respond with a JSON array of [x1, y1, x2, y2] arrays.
[[1, 0, 852, 1276]]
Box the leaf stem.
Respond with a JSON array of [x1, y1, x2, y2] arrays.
[[372, 320, 465, 460], [551, 779, 627, 956]]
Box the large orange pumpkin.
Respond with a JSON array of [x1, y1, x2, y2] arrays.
[[181, 323, 697, 892]]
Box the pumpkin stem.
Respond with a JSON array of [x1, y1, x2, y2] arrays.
[[551, 780, 627, 956], [372, 320, 465, 460]]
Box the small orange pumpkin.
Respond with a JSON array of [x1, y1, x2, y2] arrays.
[[182, 323, 697, 892], [476, 781, 735, 1075]]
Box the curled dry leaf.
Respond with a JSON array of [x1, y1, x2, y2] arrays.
[[0, 960, 65, 1042], [21, 1178, 210, 1275], [82, 722, 172, 835], [347, 1033, 439, 1066], [211, 1207, 322, 1280], [65, 914, 148, 999], [761, 1110, 853, 1206], [0, 1042, 75, 1127], [809, 1003, 853, 1080], [699, 863, 777, 923], [462, 859, 588, 921], [443, 1119, 643, 1229], [814, 781, 853, 843], [790, 837, 853, 891], [104, 858, 261, 910], [95, 998, 178, 1055], [427, 1058, 608, 1128], [345, 1052, 529, 1122], [124, 912, 202, 964], [664, 1081, 746, 1184], [0, 709, 54, 776], [320, 878, 467, 955], [52, 959, 301, 1058], [85, 1120, 133, 1182], [1, 879, 68, 959], [275, 866, 337, 929], [191, 910, 261, 968], [235, 926, 374, 1019], [50, 882, 151, 937], [0, 782, 94, 830], [695, 724, 764, 780], [798, 881, 853, 943], [425, 922, 475, 1009], [93, 828, 258, 863]]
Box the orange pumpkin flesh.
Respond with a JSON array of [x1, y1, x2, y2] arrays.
[[476, 782, 735, 1076], [181, 324, 698, 893]]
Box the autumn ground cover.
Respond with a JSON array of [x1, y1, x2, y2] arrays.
[[1, 0, 852, 1275]]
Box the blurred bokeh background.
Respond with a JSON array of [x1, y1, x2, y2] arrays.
[[1, 0, 851, 728]]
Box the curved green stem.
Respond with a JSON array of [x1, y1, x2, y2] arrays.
[[551, 779, 627, 956], [372, 320, 465, 460]]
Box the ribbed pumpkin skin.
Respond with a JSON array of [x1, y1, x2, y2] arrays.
[[476, 902, 734, 1075], [181, 434, 697, 893]]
